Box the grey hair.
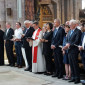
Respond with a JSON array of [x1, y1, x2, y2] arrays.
[[54, 19, 60, 24], [30, 21, 33, 24], [69, 19, 77, 25], [24, 20, 30, 24], [6, 22, 11, 26]]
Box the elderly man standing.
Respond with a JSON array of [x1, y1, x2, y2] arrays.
[[22, 20, 35, 71], [29, 21, 46, 73], [4, 22, 15, 66], [63, 20, 81, 84]]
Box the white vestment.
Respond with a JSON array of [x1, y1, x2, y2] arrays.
[[31, 28, 46, 73], [21, 47, 28, 68]]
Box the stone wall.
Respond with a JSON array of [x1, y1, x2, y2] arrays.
[[0, 0, 25, 31]]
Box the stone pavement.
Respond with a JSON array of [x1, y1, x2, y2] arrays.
[[0, 66, 82, 85]]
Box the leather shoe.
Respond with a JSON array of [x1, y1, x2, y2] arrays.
[[74, 79, 80, 84], [18, 66, 22, 68], [52, 74, 58, 77], [58, 75, 63, 79], [69, 79, 75, 82], [29, 69, 32, 72]]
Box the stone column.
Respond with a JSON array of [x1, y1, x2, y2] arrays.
[[70, 0, 74, 19], [67, 0, 70, 20], [61, 0, 65, 24], [57, 0, 62, 23], [75, 0, 82, 20], [0, 0, 6, 30]]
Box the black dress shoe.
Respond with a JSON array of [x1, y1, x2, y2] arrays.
[[46, 73, 53, 76], [69, 79, 75, 82], [52, 74, 58, 77], [6, 64, 11, 66], [74, 79, 80, 84], [44, 72, 48, 75], [15, 64, 18, 67], [11, 64, 15, 67], [58, 75, 63, 79], [18, 66, 22, 68], [29, 69, 32, 72]]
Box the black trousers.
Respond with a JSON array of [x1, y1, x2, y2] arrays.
[[68, 52, 80, 79], [81, 52, 85, 70], [44, 54, 53, 72], [5, 42, 15, 65], [0, 44, 4, 65], [54, 48, 64, 76], [25, 47, 32, 69]]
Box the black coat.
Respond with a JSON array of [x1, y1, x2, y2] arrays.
[[43, 31, 53, 55], [0, 30, 4, 65], [51, 27, 65, 50], [4, 28, 14, 45], [66, 28, 82, 53], [22, 27, 35, 48]]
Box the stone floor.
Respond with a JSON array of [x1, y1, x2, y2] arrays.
[[0, 66, 82, 85]]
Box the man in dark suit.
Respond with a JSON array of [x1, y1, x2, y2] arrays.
[[79, 28, 85, 85], [0, 24, 4, 65], [79, 31, 85, 69], [51, 19, 65, 78], [4, 22, 15, 66], [22, 20, 35, 71], [63, 20, 82, 84]]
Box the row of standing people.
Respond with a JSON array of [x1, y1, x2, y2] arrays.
[[0, 19, 85, 84]]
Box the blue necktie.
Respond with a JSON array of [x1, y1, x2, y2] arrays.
[[54, 29, 58, 37], [70, 30, 73, 36]]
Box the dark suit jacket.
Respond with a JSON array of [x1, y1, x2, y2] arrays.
[[80, 32, 85, 49], [80, 32, 85, 56], [4, 28, 14, 45], [66, 28, 82, 53], [51, 27, 65, 48], [0, 30, 4, 45], [22, 27, 35, 48]]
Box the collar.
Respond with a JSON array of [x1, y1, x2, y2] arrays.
[[17, 27, 21, 30], [56, 26, 59, 30]]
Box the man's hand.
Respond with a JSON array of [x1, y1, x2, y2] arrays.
[[62, 46, 68, 50], [78, 46, 83, 51], [66, 43, 70, 47], [40, 39, 45, 42], [26, 39, 32, 42], [21, 34, 25, 38], [51, 45, 56, 49], [62, 50, 65, 55]]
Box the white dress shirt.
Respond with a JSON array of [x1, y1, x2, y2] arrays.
[[14, 28, 23, 39], [6, 29, 9, 35], [82, 35, 85, 49]]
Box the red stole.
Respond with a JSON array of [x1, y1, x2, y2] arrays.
[[33, 29, 41, 63]]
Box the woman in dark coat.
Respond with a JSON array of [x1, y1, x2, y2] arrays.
[[0, 24, 4, 65], [40, 22, 53, 75]]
